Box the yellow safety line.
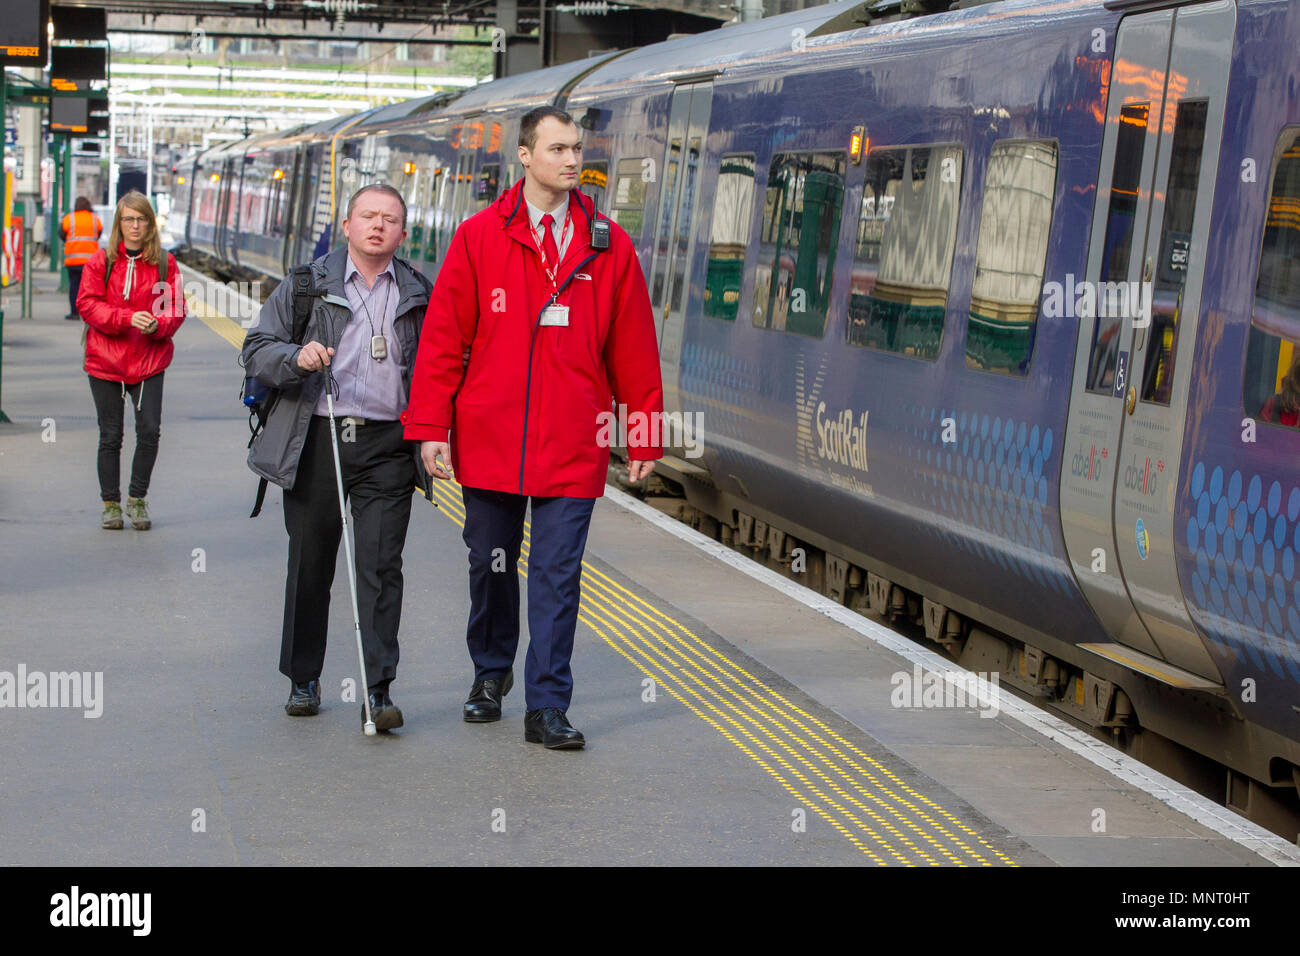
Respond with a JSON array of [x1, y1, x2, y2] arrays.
[[427, 477, 1017, 866], [193, 282, 1017, 866], [186, 291, 247, 350]]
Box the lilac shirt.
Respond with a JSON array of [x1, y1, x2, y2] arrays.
[[314, 254, 406, 420]]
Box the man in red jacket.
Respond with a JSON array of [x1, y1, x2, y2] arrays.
[[403, 106, 663, 749]]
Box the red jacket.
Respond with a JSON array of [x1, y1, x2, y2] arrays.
[[402, 180, 663, 498], [1259, 395, 1300, 428], [78, 244, 186, 384]]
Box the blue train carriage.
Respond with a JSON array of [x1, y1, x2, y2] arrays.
[[162, 153, 197, 251], [187, 137, 242, 265], [1169, 0, 1300, 811], [1057, 0, 1300, 817], [566, 0, 1300, 812], [566, 0, 1110, 641], [230, 126, 313, 280]]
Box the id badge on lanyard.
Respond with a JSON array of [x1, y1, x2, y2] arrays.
[[536, 210, 573, 327]]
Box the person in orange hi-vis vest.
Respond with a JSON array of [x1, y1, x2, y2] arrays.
[[60, 197, 104, 321]]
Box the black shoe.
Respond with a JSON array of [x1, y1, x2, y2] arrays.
[[524, 707, 585, 750], [463, 669, 514, 723], [365, 689, 404, 732], [285, 679, 321, 716], [65, 312, 80, 321]]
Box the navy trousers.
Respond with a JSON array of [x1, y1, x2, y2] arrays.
[[461, 486, 596, 711], [68, 265, 84, 317]]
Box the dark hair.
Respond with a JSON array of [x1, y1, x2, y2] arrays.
[[518, 106, 577, 152], [74, 196, 93, 212], [346, 183, 407, 229]]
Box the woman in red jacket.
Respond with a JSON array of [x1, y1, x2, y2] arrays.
[[77, 191, 186, 530]]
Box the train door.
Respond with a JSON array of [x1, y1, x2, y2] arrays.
[[647, 80, 712, 436], [1059, 1, 1234, 687]]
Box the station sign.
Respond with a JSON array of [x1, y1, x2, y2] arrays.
[[50, 45, 106, 83], [51, 6, 107, 43], [0, 0, 49, 67]]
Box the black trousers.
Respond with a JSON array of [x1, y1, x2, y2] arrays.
[[88, 372, 164, 502], [280, 416, 416, 691], [68, 265, 84, 317]]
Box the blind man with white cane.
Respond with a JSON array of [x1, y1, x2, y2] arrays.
[[241, 184, 433, 733]]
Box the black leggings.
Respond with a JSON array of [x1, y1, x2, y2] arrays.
[[88, 372, 165, 502]]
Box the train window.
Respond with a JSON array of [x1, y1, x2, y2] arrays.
[[652, 140, 683, 307], [703, 154, 756, 322], [846, 145, 962, 357], [452, 154, 475, 228], [1086, 102, 1149, 394], [1242, 128, 1300, 430], [475, 163, 500, 211], [435, 157, 470, 256], [428, 166, 450, 261], [225, 160, 241, 233], [579, 161, 608, 211], [966, 141, 1058, 375], [404, 158, 423, 258], [669, 138, 702, 312], [608, 158, 648, 239], [1141, 100, 1208, 405], [269, 173, 288, 239], [502, 163, 523, 192], [753, 151, 846, 338]]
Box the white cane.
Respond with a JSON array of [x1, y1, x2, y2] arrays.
[[323, 364, 377, 736]]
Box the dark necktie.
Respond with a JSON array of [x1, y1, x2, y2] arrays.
[[539, 213, 559, 269]]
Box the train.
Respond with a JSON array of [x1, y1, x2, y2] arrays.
[[171, 0, 1300, 840]]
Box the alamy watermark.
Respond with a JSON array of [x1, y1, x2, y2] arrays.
[[1041, 274, 1152, 328], [890, 664, 1000, 718], [0, 665, 103, 718], [151, 279, 263, 327], [596, 404, 704, 459], [50, 886, 150, 936]]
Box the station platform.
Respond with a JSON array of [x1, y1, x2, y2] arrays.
[[1, 264, 1297, 867]]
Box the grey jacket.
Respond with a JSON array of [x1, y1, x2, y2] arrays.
[[240, 246, 433, 493]]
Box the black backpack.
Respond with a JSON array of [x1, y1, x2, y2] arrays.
[[241, 264, 318, 517]]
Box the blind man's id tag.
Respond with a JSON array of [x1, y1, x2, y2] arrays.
[[540, 304, 570, 327], [370, 335, 388, 360]]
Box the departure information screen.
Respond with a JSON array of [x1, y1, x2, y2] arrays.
[[0, 0, 49, 64]]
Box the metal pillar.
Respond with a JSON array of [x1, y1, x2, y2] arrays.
[[49, 134, 62, 272], [22, 216, 31, 320], [1, 67, 10, 422], [145, 104, 153, 200], [54, 136, 69, 291]]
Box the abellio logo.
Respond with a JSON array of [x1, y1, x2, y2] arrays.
[[1069, 442, 1107, 482], [1122, 455, 1161, 498]]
